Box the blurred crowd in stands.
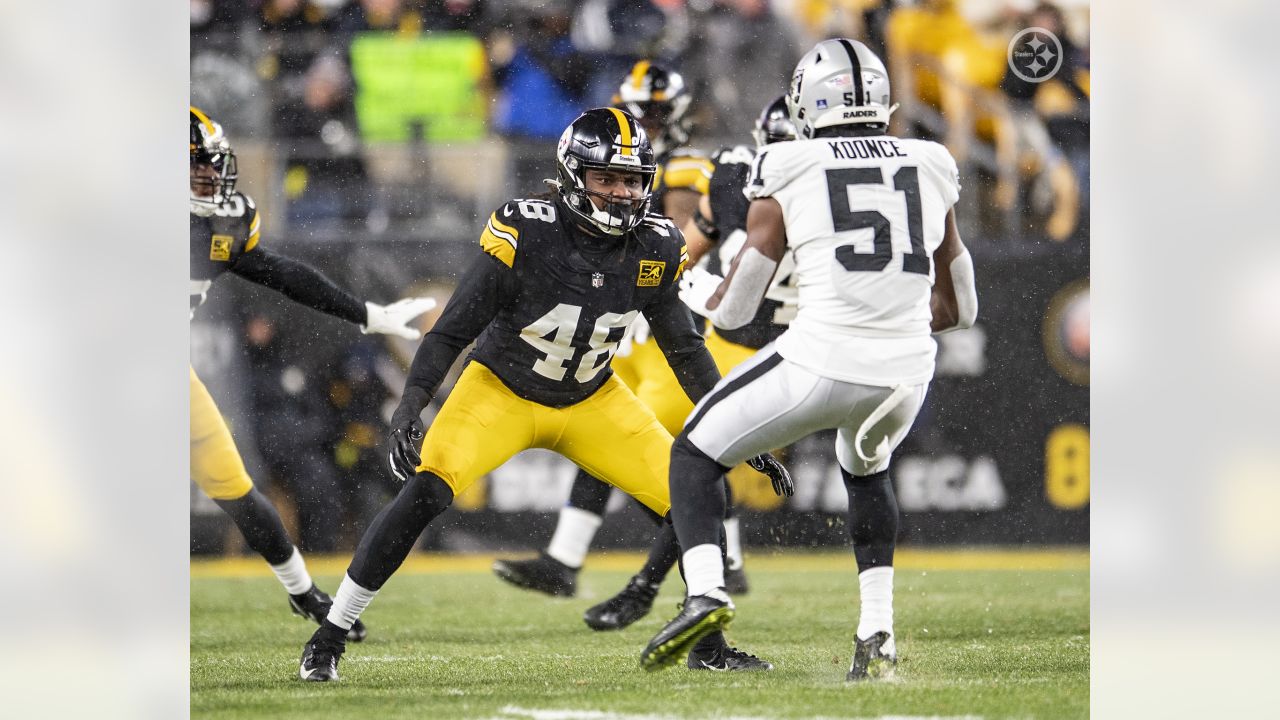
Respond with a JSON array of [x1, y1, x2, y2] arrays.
[[190, 0, 1089, 553]]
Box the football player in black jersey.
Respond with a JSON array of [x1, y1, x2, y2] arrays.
[[492, 61, 759, 610], [297, 108, 787, 682], [565, 96, 802, 638], [190, 107, 433, 642]]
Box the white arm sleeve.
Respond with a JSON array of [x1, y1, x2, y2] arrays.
[[709, 247, 779, 331], [936, 249, 977, 333]]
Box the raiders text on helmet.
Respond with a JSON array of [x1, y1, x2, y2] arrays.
[[554, 108, 657, 236], [611, 60, 692, 158], [752, 94, 798, 147], [190, 106, 239, 215], [788, 39, 895, 139]]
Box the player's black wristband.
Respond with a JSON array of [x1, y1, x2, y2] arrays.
[[693, 208, 720, 241]]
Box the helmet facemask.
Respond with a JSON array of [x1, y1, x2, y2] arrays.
[[618, 95, 690, 158]]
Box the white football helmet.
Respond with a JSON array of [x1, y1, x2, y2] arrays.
[[787, 39, 894, 139]]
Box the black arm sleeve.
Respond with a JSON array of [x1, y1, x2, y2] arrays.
[[646, 292, 722, 404], [230, 246, 367, 325], [393, 253, 515, 423]]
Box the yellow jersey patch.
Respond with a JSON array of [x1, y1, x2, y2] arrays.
[[638, 260, 665, 287], [209, 235, 233, 261]]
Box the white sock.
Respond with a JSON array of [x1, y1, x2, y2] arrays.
[[268, 547, 313, 595], [545, 506, 602, 569], [325, 574, 378, 631], [723, 517, 743, 571], [856, 566, 895, 640], [683, 544, 730, 602]]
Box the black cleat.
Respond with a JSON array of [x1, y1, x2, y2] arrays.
[[688, 643, 774, 671], [492, 553, 578, 597], [583, 575, 658, 631], [846, 631, 897, 681], [725, 565, 750, 595], [640, 594, 735, 672], [289, 584, 368, 642], [298, 625, 346, 682]]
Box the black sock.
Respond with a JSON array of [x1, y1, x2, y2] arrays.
[[215, 487, 295, 566], [566, 468, 614, 515], [692, 630, 728, 654], [669, 434, 731, 553], [348, 472, 454, 590], [636, 520, 680, 586], [318, 619, 349, 643], [723, 478, 736, 520], [842, 468, 898, 572]]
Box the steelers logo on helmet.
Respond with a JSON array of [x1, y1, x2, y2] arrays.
[[554, 108, 657, 237], [788, 39, 897, 139], [753, 94, 799, 148], [611, 60, 692, 159], [190, 106, 239, 215]]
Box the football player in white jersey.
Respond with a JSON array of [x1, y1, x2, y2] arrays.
[[640, 39, 978, 681]]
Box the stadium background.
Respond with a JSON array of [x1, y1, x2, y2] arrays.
[[189, 0, 1089, 556]]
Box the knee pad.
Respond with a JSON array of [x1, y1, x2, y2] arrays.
[[404, 471, 455, 523], [671, 433, 725, 470]]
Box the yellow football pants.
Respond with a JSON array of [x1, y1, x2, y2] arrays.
[[610, 329, 760, 435], [417, 361, 674, 515], [190, 366, 254, 501]]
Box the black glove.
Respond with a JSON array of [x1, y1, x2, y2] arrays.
[[387, 412, 425, 483], [747, 452, 793, 497]]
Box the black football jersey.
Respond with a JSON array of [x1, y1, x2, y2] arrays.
[[702, 146, 792, 349], [190, 192, 261, 316], [469, 197, 690, 407]]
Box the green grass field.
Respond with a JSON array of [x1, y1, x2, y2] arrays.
[[191, 549, 1088, 719]]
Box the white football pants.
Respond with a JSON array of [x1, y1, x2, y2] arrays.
[[683, 347, 928, 477]]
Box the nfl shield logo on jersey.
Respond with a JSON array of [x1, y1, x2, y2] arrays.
[[592, 272, 605, 288]]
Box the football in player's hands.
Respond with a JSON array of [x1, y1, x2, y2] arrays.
[[387, 416, 426, 482], [363, 297, 438, 340], [747, 452, 794, 497], [677, 267, 724, 318]]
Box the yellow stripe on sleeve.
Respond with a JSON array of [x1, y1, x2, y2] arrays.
[[245, 210, 261, 251], [479, 213, 517, 267], [488, 214, 519, 241]]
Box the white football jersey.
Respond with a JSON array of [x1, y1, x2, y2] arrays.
[[745, 134, 960, 386]]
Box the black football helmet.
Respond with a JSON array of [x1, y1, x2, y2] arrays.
[[190, 106, 238, 215], [611, 61, 692, 158], [752, 94, 798, 147], [554, 108, 657, 236]]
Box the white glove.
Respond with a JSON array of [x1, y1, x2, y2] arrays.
[[677, 266, 725, 318], [362, 297, 437, 340]]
